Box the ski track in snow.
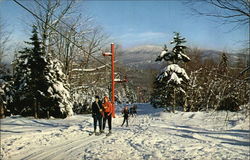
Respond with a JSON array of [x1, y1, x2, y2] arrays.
[[1, 104, 249, 160]]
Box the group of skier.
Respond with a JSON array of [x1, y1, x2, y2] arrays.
[[91, 95, 114, 136], [91, 95, 137, 136]]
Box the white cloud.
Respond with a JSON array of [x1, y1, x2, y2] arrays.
[[119, 32, 166, 40]]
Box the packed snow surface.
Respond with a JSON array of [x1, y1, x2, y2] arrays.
[[1, 104, 249, 160]]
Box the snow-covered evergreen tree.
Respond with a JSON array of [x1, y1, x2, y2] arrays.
[[0, 60, 13, 118], [0, 76, 13, 118], [12, 25, 73, 118], [152, 32, 190, 112]]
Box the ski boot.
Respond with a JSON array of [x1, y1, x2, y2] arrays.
[[106, 130, 112, 136], [89, 130, 96, 136]]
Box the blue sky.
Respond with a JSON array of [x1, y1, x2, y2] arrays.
[[0, 0, 249, 53]]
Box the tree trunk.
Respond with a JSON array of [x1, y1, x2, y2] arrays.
[[0, 97, 5, 119], [184, 97, 188, 112], [34, 98, 38, 119], [47, 106, 50, 119], [173, 88, 176, 113]]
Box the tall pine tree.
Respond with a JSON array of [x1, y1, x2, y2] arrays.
[[12, 25, 73, 118], [152, 32, 190, 112]]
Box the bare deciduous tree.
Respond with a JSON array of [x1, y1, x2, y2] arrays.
[[82, 26, 109, 68], [53, 15, 84, 76], [0, 16, 10, 65], [29, 0, 77, 53], [0, 15, 10, 74], [186, 0, 250, 28], [27, 0, 110, 77], [186, 0, 250, 79]]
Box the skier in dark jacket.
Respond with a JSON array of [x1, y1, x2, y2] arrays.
[[91, 95, 104, 135], [129, 104, 137, 117], [129, 107, 134, 117], [121, 106, 129, 127]]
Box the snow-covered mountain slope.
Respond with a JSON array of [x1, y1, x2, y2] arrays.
[[1, 104, 249, 160], [118, 45, 163, 70]]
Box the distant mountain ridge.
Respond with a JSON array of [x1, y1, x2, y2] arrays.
[[118, 45, 163, 70], [118, 45, 244, 70]]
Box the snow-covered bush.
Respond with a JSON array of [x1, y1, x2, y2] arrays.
[[71, 86, 109, 114], [185, 52, 250, 112], [218, 95, 239, 112], [71, 83, 137, 114]]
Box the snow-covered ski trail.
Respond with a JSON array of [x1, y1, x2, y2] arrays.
[[20, 134, 106, 160], [1, 103, 249, 160]]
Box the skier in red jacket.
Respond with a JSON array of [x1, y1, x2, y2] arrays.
[[102, 96, 115, 136]]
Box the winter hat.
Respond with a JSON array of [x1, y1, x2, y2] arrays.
[[95, 95, 100, 99]]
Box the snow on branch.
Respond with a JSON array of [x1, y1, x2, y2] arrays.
[[166, 64, 189, 80], [72, 61, 117, 72], [168, 72, 182, 85], [72, 85, 90, 91]]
